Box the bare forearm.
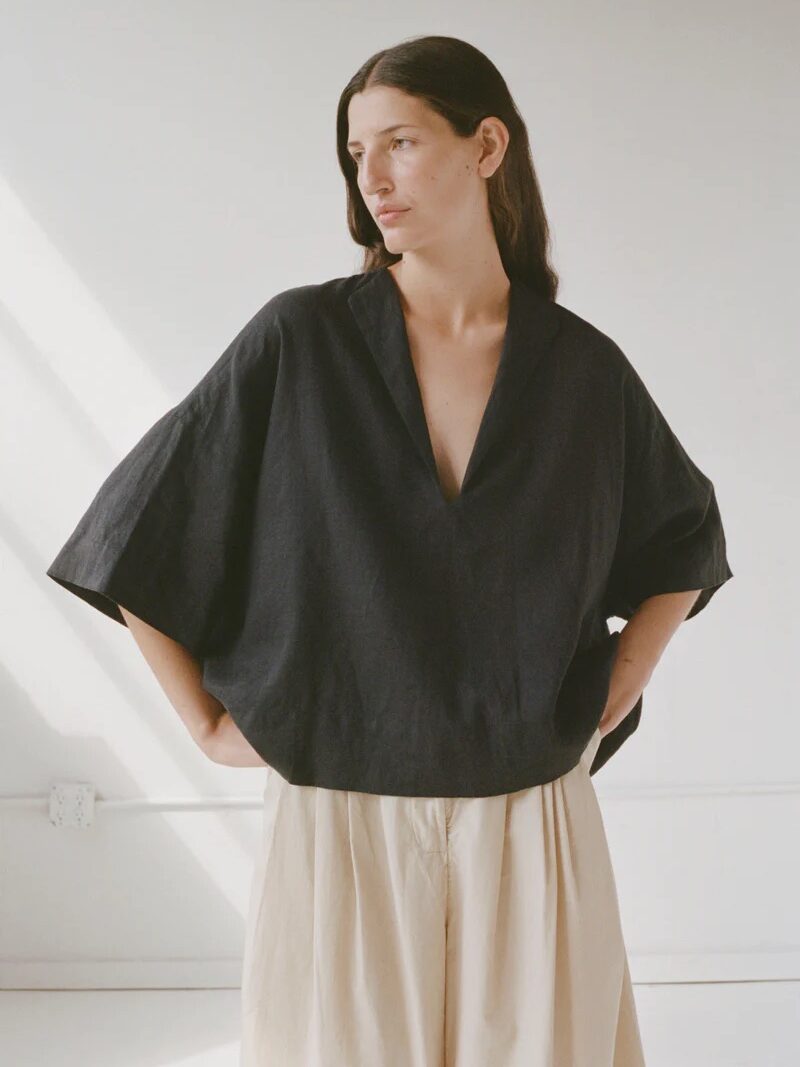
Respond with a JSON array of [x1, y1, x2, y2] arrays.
[[118, 605, 267, 766], [118, 605, 225, 751], [601, 588, 702, 733], [205, 712, 268, 767]]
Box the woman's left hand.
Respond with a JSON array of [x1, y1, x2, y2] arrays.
[[597, 689, 644, 738]]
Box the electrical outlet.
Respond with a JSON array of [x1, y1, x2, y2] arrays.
[[49, 782, 95, 828]]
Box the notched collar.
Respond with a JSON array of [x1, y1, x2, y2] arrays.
[[347, 265, 562, 501]]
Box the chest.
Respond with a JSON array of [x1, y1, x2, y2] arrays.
[[403, 314, 507, 503]]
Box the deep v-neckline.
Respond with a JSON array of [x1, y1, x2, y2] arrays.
[[347, 265, 561, 509], [384, 268, 515, 507]]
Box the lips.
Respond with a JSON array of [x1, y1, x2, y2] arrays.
[[377, 208, 409, 222]]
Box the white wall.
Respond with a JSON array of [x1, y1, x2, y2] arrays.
[[2, 0, 796, 1005]]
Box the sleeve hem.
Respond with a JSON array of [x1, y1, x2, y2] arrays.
[[605, 561, 734, 622], [45, 558, 203, 656]]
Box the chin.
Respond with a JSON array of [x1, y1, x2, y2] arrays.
[[383, 237, 413, 254]]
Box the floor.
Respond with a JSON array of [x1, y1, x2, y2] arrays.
[[0, 982, 797, 1065]]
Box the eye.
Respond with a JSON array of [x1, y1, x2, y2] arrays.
[[349, 137, 413, 165]]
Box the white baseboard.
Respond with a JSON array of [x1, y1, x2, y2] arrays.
[[2, 950, 800, 990], [0, 958, 243, 990], [629, 950, 800, 984]]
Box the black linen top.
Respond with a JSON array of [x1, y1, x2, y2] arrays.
[[46, 266, 733, 797]]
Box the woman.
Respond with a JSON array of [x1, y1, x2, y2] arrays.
[[46, 35, 733, 1067]]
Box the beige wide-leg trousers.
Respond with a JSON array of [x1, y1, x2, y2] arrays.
[[240, 726, 646, 1066]]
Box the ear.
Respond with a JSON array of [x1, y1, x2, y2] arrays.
[[476, 116, 510, 178]]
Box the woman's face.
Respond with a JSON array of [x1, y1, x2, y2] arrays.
[[346, 85, 492, 256]]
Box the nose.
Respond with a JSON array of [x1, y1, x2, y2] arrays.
[[357, 154, 391, 201]]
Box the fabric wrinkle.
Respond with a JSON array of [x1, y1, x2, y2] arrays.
[[238, 722, 646, 1064], [45, 268, 733, 797]]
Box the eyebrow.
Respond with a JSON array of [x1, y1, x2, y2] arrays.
[[346, 124, 422, 149]]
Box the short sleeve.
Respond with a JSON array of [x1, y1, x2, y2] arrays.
[[45, 302, 281, 658], [603, 356, 733, 623]]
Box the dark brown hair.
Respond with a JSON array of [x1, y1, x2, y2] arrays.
[[336, 35, 559, 301]]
